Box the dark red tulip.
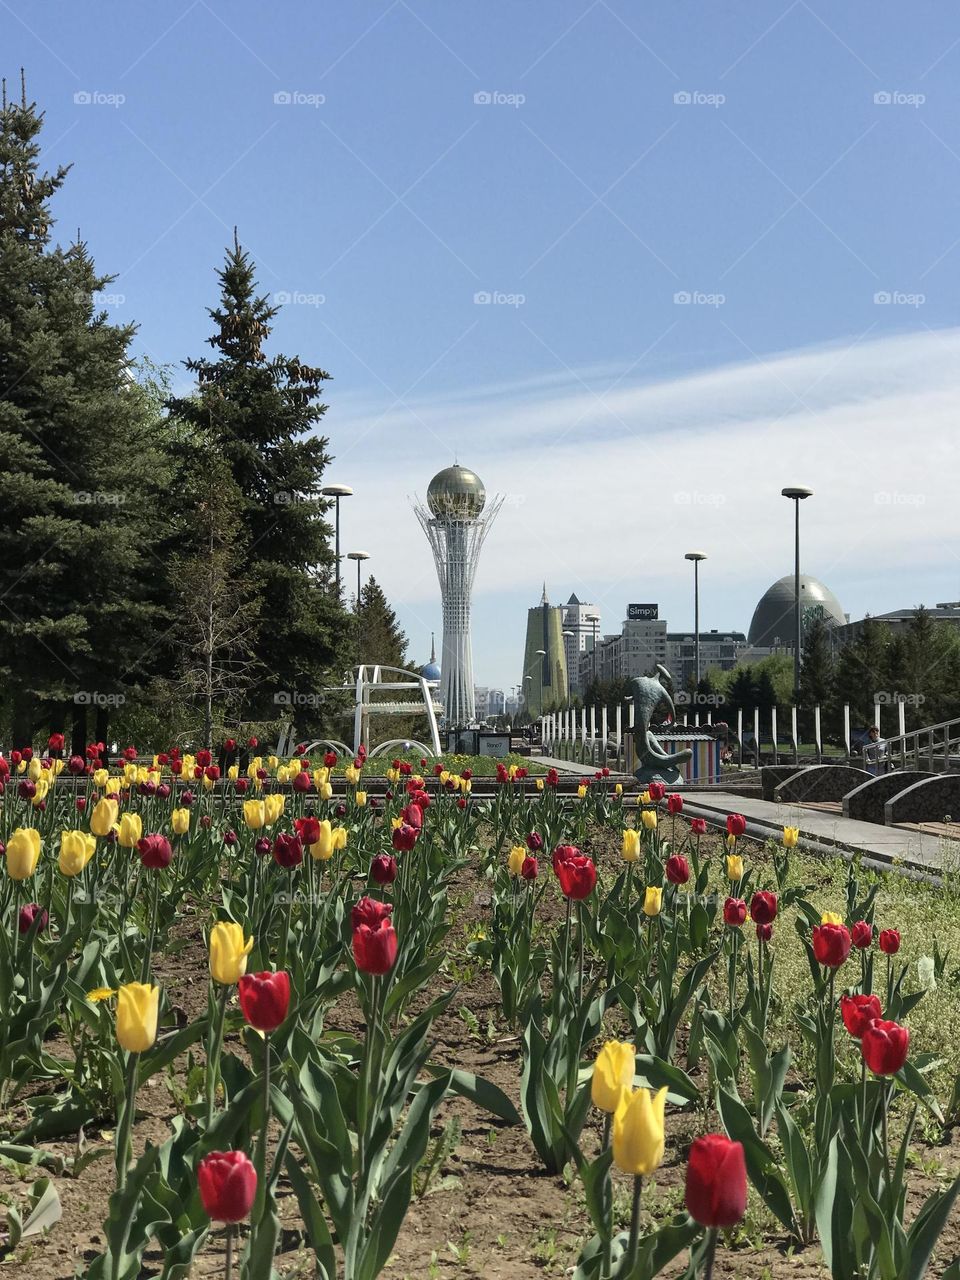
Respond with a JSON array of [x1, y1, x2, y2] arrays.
[[181, 790, 194, 806], [17, 780, 36, 800], [755, 922, 773, 942], [812, 923, 852, 968], [525, 831, 543, 852], [353, 916, 398, 974], [690, 817, 707, 836], [294, 816, 321, 846], [647, 781, 666, 802], [851, 920, 873, 949], [334, 803, 347, 819], [272, 833, 303, 868], [723, 897, 746, 927], [324, 751, 337, 767], [521, 855, 539, 880], [157, 783, 171, 799], [392, 823, 418, 853], [198, 1150, 257, 1223], [370, 854, 397, 885], [237, 970, 291, 1032], [138, 834, 173, 869], [254, 837, 271, 857], [18, 903, 48, 935], [223, 830, 237, 847], [750, 891, 778, 925], [667, 793, 683, 814], [247, 736, 259, 749], [862, 1019, 909, 1076], [840, 993, 882, 1039], [555, 853, 597, 900], [665, 854, 690, 885], [223, 738, 237, 754], [685, 1134, 747, 1228], [67, 754, 86, 775], [879, 929, 901, 955], [76, 796, 87, 811], [47, 732, 65, 754], [292, 770, 311, 793], [726, 813, 746, 838], [352, 896, 393, 930], [402, 802, 423, 830]]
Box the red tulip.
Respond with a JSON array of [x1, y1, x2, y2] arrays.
[[851, 920, 873, 949], [726, 813, 746, 837], [555, 853, 597, 900], [237, 971, 290, 1032], [294, 816, 321, 846], [862, 1019, 909, 1076], [67, 754, 86, 775], [47, 732, 65, 754], [812, 923, 852, 968], [665, 854, 690, 885], [324, 751, 337, 768], [223, 738, 237, 753], [180, 790, 194, 806], [526, 831, 543, 852], [353, 917, 398, 974], [690, 817, 707, 836], [552, 843, 579, 873], [18, 780, 36, 800], [521, 855, 539, 880], [235, 778, 249, 794], [723, 897, 746, 927], [272, 833, 303, 868], [667, 793, 683, 814], [352, 896, 393, 930], [204, 766, 221, 783], [879, 929, 901, 955], [198, 1150, 257, 1223], [392, 823, 418, 853], [247, 736, 259, 749], [755, 922, 773, 942], [255, 837, 271, 857], [370, 854, 397, 885], [292, 770, 311, 793], [647, 781, 666, 802], [685, 1133, 747, 1227], [223, 830, 237, 847], [76, 796, 87, 811], [840, 993, 882, 1039], [138, 834, 173, 869], [18, 903, 48, 935], [403, 802, 423, 830], [750, 891, 778, 925]]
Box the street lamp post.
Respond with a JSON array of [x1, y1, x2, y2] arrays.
[[321, 484, 353, 596], [347, 550, 370, 663], [684, 552, 707, 691], [781, 487, 813, 705]]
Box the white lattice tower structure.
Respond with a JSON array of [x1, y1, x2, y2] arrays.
[[413, 465, 502, 727]]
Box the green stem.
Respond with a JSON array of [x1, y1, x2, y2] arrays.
[[577, 901, 585, 1006], [880, 1081, 892, 1204], [702, 1226, 719, 1280], [206, 982, 231, 1127], [601, 1114, 613, 1280], [115, 1051, 139, 1191], [11, 882, 19, 970], [225, 1223, 234, 1280], [625, 1175, 644, 1274], [139, 874, 159, 984], [252, 1039, 271, 1226]]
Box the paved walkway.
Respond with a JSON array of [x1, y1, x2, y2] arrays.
[[682, 790, 960, 876]]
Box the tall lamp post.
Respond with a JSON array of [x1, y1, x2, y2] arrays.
[[535, 648, 547, 728], [781, 487, 813, 705], [684, 552, 707, 691], [347, 550, 370, 663], [321, 484, 353, 595]]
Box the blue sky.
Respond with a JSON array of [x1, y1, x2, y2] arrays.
[[7, 1, 960, 688]]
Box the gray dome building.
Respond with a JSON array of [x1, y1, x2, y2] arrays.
[[426, 465, 486, 520], [748, 575, 845, 648]]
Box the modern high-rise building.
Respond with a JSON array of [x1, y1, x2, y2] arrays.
[[414, 465, 503, 726], [561, 594, 599, 695], [521, 586, 568, 717]]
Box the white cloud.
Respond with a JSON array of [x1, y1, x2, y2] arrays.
[[326, 328, 960, 684]]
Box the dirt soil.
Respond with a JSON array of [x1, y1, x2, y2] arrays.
[[3, 828, 960, 1279]]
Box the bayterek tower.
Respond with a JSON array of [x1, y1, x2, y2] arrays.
[[413, 465, 502, 726]]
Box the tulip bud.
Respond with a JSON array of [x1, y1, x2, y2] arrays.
[[861, 1018, 909, 1076], [521, 855, 538, 880], [116, 983, 160, 1053], [370, 854, 397, 884], [684, 1134, 747, 1227], [879, 928, 901, 955], [507, 845, 525, 876], [18, 902, 48, 935], [138, 834, 173, 869], [591, 1040, 635, 1113], [198, 1150, 257, 1223], [237, 971, 291, 1032], [209, 922, 254, 985], [642, 886, 663, 917], [851, 920, 873, 949], [665, 854, 689, 885], [612, 1086, 667, 1175]]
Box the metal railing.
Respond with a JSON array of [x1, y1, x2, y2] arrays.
[[883, 716, 960, 773]]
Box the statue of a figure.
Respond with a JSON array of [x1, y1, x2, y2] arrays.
[[629, 665, 692, 786]]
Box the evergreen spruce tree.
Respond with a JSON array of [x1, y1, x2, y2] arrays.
[[0, 79, 175, 746], [834, 618, 889, 726], [357, 577, 408, 668], [168, 235, 351, 717]]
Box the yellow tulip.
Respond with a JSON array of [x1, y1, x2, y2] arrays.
[[726, 853, 744, 881], [27, 757, 42, 782], [319, 782, 333, 801], [6, 827, 41, 880], [622, 829, 641, 862], [171, 808, 191, 836], [116, 983, 159, 1053], [385, 767, 399, 783], [247, 756, 263, 779], [122, 761, 138, 784], [267, 755, 279, 770], [209, 922, 254, 984], [577, 784, 588, 799], [640, 790, 651, 805], [344, 764, 360, 784], [310, 820, 335, 861], [612, 1085, 667, 1175], [726, 832, 737, 850], [117, 813, 143, 849], [275, 766, 290, 785], [51, 757, 64, 776], [227, 764, 239, 780], [202, 772, 215, 791], [31, 777, 50, 805], [641, 809, 657, 832], [333, 826, 348, 851], [821, 911, 843, 926], [90, 796, 119, 837], [592, 1040, 635, 1113], [59, 830, 96, 876], [507, 845, 526, 876], [243, 799, 266, 831], [263, 794, 286, 825], [783, 826, 800, 848], [615, 783, 623, 796], [642, 886, 663, 917], [355, 791, 367, 808], [93, 768, 109, 789]]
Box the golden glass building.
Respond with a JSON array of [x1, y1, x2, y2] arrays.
[[521, 586, 569, 718]]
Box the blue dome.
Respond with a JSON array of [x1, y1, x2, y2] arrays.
[[421, 661, 441, 682]]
